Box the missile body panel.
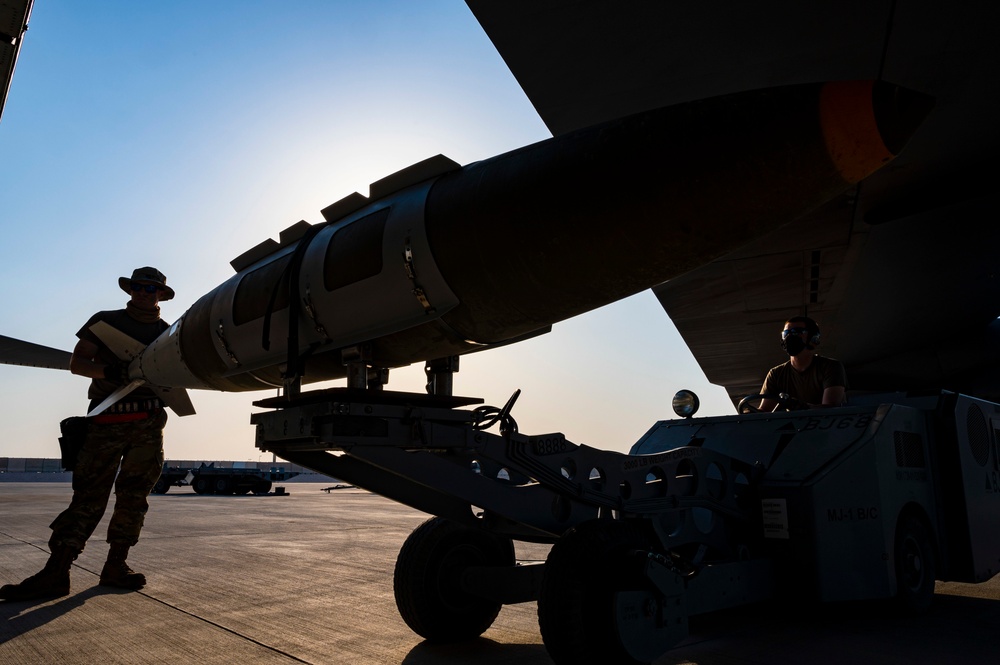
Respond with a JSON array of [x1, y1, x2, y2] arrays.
[[134, 81, 930, 393], [141, 180, 463, 391]]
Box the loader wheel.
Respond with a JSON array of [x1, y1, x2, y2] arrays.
[[394, 516, 514, 643], [192, 476, 213, 495], [151, 478, 170, 494], [253, 480, 273, 495], [538, 519, 654, 665], [894, 514, 936, 613]]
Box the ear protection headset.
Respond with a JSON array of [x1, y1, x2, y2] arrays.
[[806, 326, 821, 348]]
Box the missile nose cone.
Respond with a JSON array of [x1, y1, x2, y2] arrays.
[[872, 81, 936, 155]]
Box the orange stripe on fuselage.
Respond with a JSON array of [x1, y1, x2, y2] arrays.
[[819, 80, 895, 184]]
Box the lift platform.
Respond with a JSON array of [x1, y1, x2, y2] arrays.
[[251, 386, 1000, 664]]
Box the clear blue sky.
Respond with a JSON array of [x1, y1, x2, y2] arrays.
[[0, 1, 733, 462]]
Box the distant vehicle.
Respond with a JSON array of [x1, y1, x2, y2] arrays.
[[151, 462, 298, 495]]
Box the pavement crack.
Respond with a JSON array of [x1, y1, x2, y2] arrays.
[[126, 589, 317, 664]]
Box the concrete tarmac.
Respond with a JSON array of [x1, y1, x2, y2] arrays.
[[1, 482, 998, 664]]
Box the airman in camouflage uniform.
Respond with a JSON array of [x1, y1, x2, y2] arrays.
[[1, 268, 174, 602], [49, 410, 167, 551]]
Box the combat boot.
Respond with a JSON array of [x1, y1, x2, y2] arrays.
[[0, 545, 77, 601], [99, 543, 146, 590]]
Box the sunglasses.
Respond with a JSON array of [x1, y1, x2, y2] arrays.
[[781, 327, 811, 339], [130, 282, 161, 294]]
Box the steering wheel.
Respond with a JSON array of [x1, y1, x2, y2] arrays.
[[737, 393, 807, 414]]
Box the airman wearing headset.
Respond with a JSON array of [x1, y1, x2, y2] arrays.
[[758, 315, 847, 411]]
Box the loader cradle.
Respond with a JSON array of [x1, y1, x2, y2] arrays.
[[252, 388, 1000, 664]]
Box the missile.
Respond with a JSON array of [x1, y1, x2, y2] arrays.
[[124, 80, 930, 409]]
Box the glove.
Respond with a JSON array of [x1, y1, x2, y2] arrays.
[[102, 361, 131, 383]]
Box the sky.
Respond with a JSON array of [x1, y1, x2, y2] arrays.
[[0, 1, 734, 463]]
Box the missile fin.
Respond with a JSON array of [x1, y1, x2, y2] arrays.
[[320, 192, 368, 223], [89, 320, 146, 362], [87, 379, 145, 417], [231, 239, 281, 272], [368, 154, 460, 199], [279, 220, 312, 245], [151, 385, 196, 417]]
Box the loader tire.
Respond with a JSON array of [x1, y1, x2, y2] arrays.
[[894, 513, 936, 614], [394, 516, 514, 642], [538, 519, 652, 665]]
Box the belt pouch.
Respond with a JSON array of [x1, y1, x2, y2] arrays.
[[58, 416, 89, 471]]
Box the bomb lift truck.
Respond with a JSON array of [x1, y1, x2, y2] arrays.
[[251, 379, 1000, 664]]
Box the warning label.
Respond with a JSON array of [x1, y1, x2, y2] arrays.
[[762, 498, 790, 539]]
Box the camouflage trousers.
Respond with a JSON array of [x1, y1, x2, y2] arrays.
[[49, 409, 167, 552]]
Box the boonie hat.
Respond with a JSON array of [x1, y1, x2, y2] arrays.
[[119, 266, 175, 301]]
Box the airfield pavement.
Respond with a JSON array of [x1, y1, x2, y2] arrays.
[[1, 482, 999, 664]]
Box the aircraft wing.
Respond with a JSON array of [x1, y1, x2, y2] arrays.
[[467, 0, 1000, 405], [0, 0, 34, 124], [0, 334, 71, 370]]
